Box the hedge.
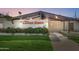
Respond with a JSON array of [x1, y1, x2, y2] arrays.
[[0, 27, 48, 34]]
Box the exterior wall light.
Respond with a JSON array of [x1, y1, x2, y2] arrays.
[[55, 16, 58, 19]]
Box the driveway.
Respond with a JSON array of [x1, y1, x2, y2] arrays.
[[49, 32, 79, 51]]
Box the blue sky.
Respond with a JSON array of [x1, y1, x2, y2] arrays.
[[0, 8, 78, 17], [39, 8, 78, 17]]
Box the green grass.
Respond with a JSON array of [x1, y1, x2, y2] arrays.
[[67, 34, 79, 43], [61, 32, 79, 44], [0, 35, 53, 51]]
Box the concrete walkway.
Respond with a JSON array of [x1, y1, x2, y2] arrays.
[[49, 32, 79, 51]]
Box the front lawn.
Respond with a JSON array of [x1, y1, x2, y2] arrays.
[[70, 35, 79, 43], [60, 32, 79, 44], [0, 35, 53, 51]]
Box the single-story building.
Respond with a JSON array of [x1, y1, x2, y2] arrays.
[[0, 11, 79, 32]]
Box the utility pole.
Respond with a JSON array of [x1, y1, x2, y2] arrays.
[[74, 8, 77, 20], [68, 9, 77, 33]]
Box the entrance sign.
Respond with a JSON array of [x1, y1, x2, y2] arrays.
[[13, 20, 48, 28], [20, 20, 44, 24]]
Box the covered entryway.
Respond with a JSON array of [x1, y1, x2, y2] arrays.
[[68, 22, 74, 31], [48, 20, 63, 32]]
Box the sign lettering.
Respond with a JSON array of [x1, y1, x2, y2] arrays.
[[20, 20, 44, 24]]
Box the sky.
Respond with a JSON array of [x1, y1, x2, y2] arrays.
[[0, 8, 79, 17]]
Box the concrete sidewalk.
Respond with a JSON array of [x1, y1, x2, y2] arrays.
[[49, 32, 79, 51]]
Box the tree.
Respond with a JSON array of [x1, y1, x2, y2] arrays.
[[4, 14, 15, 24]]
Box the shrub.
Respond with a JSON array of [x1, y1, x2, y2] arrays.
[[42, 28, 48, 34], [5, 27, 15, 33], [25, 27, 48, 34], [0, 27, 48, 34], [34, 28, 41, 33], [15, 28, 25, 33], [24, 27, 34, 33]]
